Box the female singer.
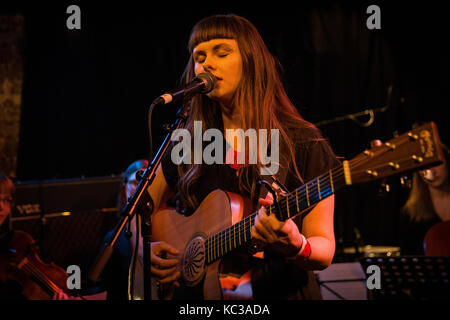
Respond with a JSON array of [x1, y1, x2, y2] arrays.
[[131, 14, 339, 300]]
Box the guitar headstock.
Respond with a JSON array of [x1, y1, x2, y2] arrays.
[[346, 122, 444, 185]]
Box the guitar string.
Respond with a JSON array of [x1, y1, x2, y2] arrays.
[[206, 187, 337, 263], [270, 169, 344, 218], [251, 142, 412, 220], [220, 131, 422, 233], [350, 154, 429, 176], [276, 132, 429, 225], [21, 262, 60, 295], [22, 262, 60, 294], [256, 142, 422, 222], [206, 170, 345, 263], [207, 180, 338, 255], [205, 133, 428, 262], [205, 168, 344, 250], [205, 148, 407, 263]]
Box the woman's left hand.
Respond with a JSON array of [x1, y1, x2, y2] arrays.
[[251, 195, 303, 257]]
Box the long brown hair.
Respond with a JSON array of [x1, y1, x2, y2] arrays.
[[177, 14, 322, 210], [402, 172, 436, 223]]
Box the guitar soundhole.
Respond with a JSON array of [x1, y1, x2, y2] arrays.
[[181, 236, 206, 286]]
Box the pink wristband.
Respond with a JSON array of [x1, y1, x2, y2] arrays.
[[286, 234, 311, 260], [300, 239, 311, 258], [298, 234, 311, 258]]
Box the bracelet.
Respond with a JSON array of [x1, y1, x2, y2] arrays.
[[299, 238, 312, 258], [297, 234, 307, 255], [298, 234, 312, 258]]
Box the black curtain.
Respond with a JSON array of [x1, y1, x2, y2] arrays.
[[3, 2, 448, 252]]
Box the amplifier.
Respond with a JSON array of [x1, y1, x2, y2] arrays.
[[12, 175, 122, 219]]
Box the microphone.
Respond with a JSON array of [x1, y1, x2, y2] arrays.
[[153, 72, 217, 106]]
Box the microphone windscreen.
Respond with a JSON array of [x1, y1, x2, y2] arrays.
[[196, 73, 217, 93]]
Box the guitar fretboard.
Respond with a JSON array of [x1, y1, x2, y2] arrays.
[[205, 165, 346, 264]]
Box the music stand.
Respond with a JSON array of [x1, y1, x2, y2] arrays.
[[360, 256, 450, 300], [315, 262, 368, 300]]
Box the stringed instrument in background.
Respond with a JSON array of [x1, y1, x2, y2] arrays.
[[424, 221, 450, 256], [151, 122, 444, 299], [0, 230, 68, 300]]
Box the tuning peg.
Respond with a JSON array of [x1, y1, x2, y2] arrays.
[[378, 180, 390, 196], [400, 175, 412, 189], [389, 162, 400, 170], [366, 170, 378, 177], [385, 142, 396, 150], [412, 155, 424, 163], [371, 139, 382, 147], [408, 132, 419, 140], [363, 150, 374, 157]]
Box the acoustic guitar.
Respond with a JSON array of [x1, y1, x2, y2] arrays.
[[151, 122, 444, 299]]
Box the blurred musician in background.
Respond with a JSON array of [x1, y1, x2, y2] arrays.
[[1, 173, 69, 300], [0, 173, 14, 233], [401, 144, 450, 256], [0, 173, 23, 299], [53, 159, 149, 300], [100, 159, 149, 300]]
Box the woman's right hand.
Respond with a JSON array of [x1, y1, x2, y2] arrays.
[[150, 241, 181, 286]]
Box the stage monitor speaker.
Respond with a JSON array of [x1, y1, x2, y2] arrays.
[[10, 175, 122, 276]]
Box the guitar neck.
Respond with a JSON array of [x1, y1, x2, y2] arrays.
[[198, 122, 444, 270], [205, 165, 346, 264]]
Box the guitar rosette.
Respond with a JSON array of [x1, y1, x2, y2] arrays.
[[181, 235, 206, 286]]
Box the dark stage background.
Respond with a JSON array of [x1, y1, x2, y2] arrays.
[[1, 2, 449, 265]]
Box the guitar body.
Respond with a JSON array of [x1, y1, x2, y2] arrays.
[[151, 189, 252, 300]]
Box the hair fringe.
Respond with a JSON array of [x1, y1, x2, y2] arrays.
[[176, 14, 324, 210]]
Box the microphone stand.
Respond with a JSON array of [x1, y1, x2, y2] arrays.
[[89, 100, 190, 300]]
